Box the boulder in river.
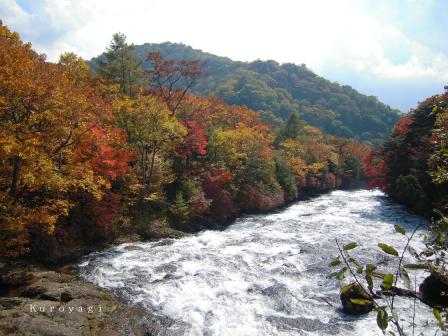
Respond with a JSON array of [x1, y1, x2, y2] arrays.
[[340, 282, 374, 315], [419, 272, 448, 307]]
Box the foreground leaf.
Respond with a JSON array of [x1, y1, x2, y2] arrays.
[[366, 264, 376, 272], [394, 225, 406, 235], [399, 268, 411, 288], [403, 263, 427, 270], [348, 257, 360, 267], [329, 257, 341, 267], [378, 243, 399, 256], [365, 273, 373, 289], [377, 308, 388, 330], [336, 267, 348, 280], [382, 274, 394, 289], [408, 245, 419, 258], [392, 311, 399, 323], [366, 264, 377, 272], [328, 267, 348, 280], [433, 308, 442, 323], [344, 242, 358, 251]]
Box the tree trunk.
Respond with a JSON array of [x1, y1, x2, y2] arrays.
[[9, 156, 22, 197], [147, 149, 157, 193]]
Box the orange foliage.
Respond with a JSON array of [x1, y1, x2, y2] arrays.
[[0, 22, 132, 256]]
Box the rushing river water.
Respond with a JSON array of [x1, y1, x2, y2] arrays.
[[79, 189, 436, 336]]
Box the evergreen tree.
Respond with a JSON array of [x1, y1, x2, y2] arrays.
[[170, 192, 190, 224], [274, 154, 297, 199], [275, 111, 303, 145], [95, 32, 143, 97]]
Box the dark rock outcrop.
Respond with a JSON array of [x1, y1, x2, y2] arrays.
[[419, 273, 448, 307], [340, 282, 374, 315], [239, 185, 285, 213]]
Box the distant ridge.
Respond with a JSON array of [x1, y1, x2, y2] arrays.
[[92, 42, 401, 144]]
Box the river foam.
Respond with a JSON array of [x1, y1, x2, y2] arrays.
[[79, 189, 434, 335]]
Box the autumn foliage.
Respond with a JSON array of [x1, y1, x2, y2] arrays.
[[146, 51, 202, 115], [0, 23, 371, 259], [174, 120, 207, 159], [0, 22, 132, 256], [364, 89, 448, 217]]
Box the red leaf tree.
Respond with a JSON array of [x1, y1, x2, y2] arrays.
[[146, 52, 202, 115], [175, 120, 207, 159], [364, 149, 389, 190], [200, 167, 238, 223]]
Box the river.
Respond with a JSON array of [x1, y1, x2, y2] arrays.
[[78, 189, 435, 336]]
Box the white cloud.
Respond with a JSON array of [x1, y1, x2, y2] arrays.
[[1, 0, 447, 110], [0, 0, 28, 24], [325, 16, 448, 82]]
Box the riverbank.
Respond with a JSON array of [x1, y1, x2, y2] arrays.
[[0, 260, 184, 335]]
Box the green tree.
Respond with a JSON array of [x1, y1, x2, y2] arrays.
[[274, 154, 297, 199], [395, 174, 424, 206], [170, 192, 190, 225], [115, 95, 186, 201], [275, 111, 303, 144], [95, 33, 143, 97]]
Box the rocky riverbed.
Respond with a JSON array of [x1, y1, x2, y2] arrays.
[[0, 230, 187, 336], [0, 260, 168, 336]]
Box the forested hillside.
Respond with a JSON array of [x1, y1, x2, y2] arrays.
[[0, 28, 370, 260], [91, 42, 401, 145]]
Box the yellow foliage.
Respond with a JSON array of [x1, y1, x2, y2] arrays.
[[114, 95, 186, 200], [308, 162, 328, 172]]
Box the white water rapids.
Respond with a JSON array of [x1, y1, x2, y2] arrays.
[[79, 189, 436, 335]]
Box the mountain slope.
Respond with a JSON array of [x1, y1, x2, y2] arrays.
[[93, 42, 401, 144]]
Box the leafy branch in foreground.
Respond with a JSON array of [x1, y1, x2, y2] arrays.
[[329, 223, 448, 335]]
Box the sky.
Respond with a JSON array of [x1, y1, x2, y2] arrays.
[[1, 0, 447, 112]]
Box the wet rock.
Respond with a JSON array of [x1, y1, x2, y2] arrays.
[[261, 283, 297, 314], [40, 271, 73, 283], [419, 273, 448, 307], [261, 283, 288, 297], [114, 233, 143, 245], [21, 286, 47, 298], [155, 263, 177, 273], [1, 270, 33, 286], [266, 316, 340, 334], [122, 245, 146, 252], [40, 292, 60, 302], [137, 219, 185, 240], [153, 238, 175, 247], [340, 282, 374, 315], [60, 291, 73, 303], [163, 274, 182, 280]]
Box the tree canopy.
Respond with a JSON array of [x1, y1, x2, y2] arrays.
[[91, 42, 401, 145], [1, 27, 371, 260]]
